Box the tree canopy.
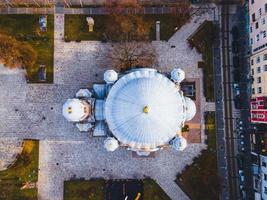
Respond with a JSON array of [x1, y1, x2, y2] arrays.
[[104, 13, 152, 42], [0, 33, 37, 69]]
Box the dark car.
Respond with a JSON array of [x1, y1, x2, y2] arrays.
[[231, 26, 239, 40], [234, 94, 241, 109], [232, 41, 239, 54], [233, 56, 240, 68], [236, 154, 244, 169], [233, 69, 241, 82]]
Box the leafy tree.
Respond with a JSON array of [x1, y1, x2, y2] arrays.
[[0, 34, 21, 68], [0, 33, 37, 69]]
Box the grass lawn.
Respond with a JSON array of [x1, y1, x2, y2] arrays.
[[64, 14, 189, 41], [64, 179, 105, 200], [64, 15, 107, 41], [188, 21, 216, 102], [143, 14, 186, 41], [176, 112, 220, 200], [0, 15, 54, 83], [143, 178, 171, 200], [0, 140, 39, 200], [64, 178, 170, 200]]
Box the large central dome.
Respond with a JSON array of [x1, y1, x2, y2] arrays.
[[105, 69, 186, 150]]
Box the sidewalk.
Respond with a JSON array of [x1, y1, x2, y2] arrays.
[[0, 6, 174, 14]]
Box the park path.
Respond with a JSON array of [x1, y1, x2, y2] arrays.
[[155, 175, 190, 200]]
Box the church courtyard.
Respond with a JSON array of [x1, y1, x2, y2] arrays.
[[0, 8, 216, 200]]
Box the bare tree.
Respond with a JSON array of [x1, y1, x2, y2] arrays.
[[96, 42, 157, 71], [104, 13, 152, 42]]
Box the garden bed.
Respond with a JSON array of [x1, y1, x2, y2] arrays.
[[176, 112, 220, 200], [187, 21, 216, 102], [0, 140, 39, 200], [0, 15, 54, 83], [64, 178, 170, 200], [64, 13, 190, 41]]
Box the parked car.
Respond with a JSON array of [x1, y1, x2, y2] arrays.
[[233, 56, 240, 68], [231, 26, 239, 40], [233, 83, 240, 96], [234, 95, 241, 109], [238, 141, 245, 152], [236, 154, 244, 169], [239, 170, 245, 182], [233, 69, 241, 82], [232, 41, 239, 53]]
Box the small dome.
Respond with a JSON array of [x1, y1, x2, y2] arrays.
[[86, 17, 94, 25], [171, 136, 187, 151], [75, 89, 92, 98], [104, 137, 119, 152], [104, 70, 118, 84], [184, 97, 196, 121], [76, 123, 93, 132], [62, 99, 91, 122], [171, 68, 185, 83]]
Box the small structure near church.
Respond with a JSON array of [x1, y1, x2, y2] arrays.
[[86, 17, 94, 32]]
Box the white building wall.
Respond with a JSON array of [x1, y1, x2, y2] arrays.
[[250, 50, 267, 97], [249, 0, 267, 54], [249, 0, 267, 98]]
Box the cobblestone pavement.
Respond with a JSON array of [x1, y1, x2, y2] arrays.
[[0, 138, 22, 170], [0, 9, 216, 200], [38, 140, 204, 200], [154, 10, 216, 144]]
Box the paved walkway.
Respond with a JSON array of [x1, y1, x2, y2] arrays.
[[38, 140, 204, 200], [0, 6, 178, 14]]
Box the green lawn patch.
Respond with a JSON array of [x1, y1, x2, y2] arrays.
[[0, 15, 54, 83], [64, 15, 107, 41], [187, 21, 216, 102], [64, 179, 105, 200], [143, 178, 171, 200], [176, 112, 220, 200], [143, 14, 188, 41], [64, 178, 170, 200], [0, 140, 39, 200], [64, 13, 189, 41]]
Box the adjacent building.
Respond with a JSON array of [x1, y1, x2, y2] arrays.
[[250, 125, 267, 200], [249, 1, 267, 199], [249, 0, 267, 124], [249, 0, 267, 98]]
